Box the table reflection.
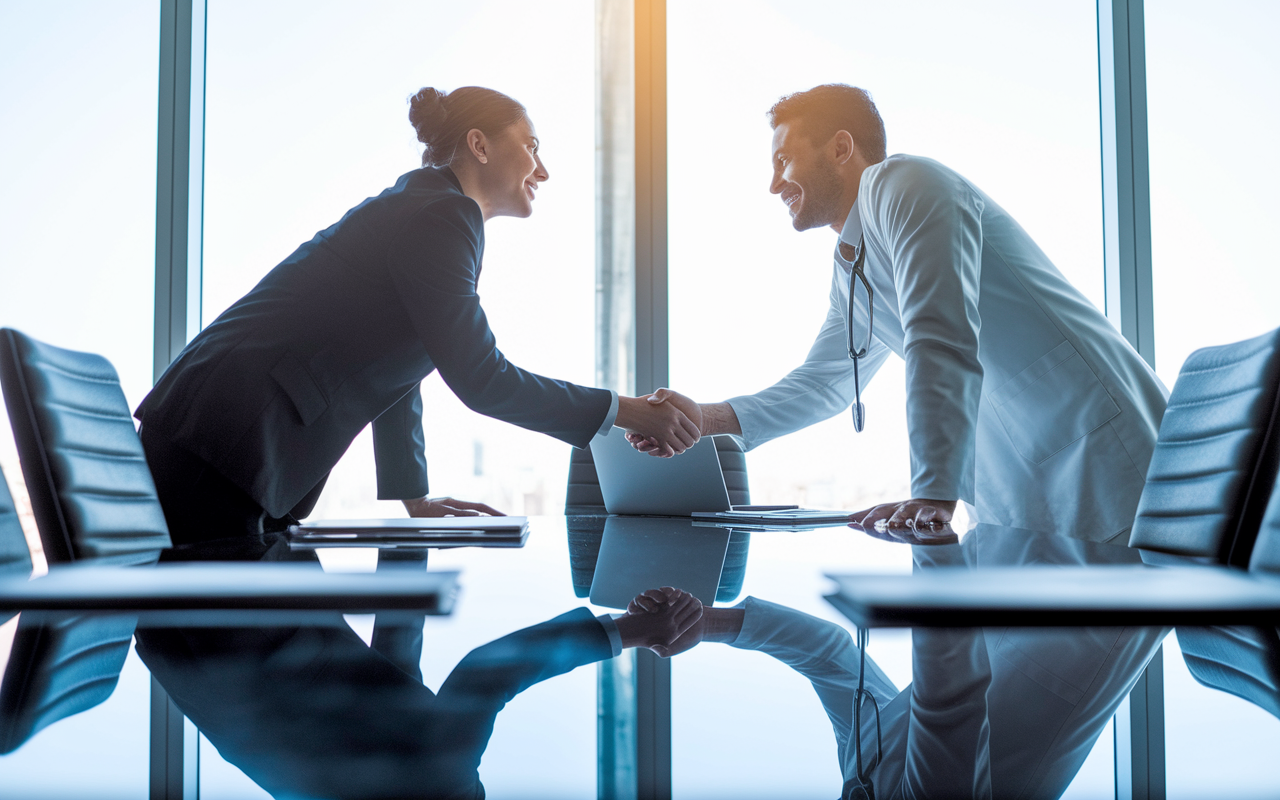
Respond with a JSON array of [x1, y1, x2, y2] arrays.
[[1, 517, 1278, 799]]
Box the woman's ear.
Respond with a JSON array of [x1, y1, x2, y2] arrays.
[[464, 128, 489, 164]]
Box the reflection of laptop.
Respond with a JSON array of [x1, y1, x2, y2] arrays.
[[590, 428, 732, 516], [588, 517, 731, 609]]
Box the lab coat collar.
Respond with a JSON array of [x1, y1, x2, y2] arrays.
[[834, 201, 864, 272]]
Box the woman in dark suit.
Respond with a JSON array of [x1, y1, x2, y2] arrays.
[[138, 86, 699, 545]]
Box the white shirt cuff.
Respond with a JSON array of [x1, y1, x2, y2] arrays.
[[595, 391, 620, 438], [596, 613, 624, 657]]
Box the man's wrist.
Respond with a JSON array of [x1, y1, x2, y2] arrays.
[[701, 607, 745, 643], [700, 402, 742, 437]]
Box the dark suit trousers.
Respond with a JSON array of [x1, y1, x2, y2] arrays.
[[140, 426, 323, 546]]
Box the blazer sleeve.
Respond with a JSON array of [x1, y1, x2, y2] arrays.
[[372, 383, 429, 501], [385, 196, 612, 449], [864, 159, 985, 504]]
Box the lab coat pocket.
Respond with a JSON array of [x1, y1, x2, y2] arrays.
[[270, 352, 329, 426], [990, 341, 1120, 464]]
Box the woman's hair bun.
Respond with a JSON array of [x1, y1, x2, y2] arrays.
[[408, 87, 449, 147], [407, 85, 527, 168]]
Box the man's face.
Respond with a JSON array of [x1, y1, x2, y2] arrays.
[[769, 121, 845, 232]]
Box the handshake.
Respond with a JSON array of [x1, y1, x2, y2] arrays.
[[616, 388, 738, 458]]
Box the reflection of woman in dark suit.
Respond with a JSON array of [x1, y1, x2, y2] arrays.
[[134, 592, 700, 799], [138, 86, 699, 544]]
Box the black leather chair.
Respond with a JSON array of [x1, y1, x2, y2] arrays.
[[1129, 326, 1280, 566], [0, 463, 31, 580], [0, 328, 172, 565]]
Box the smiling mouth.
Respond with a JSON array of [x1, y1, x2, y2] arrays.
[[781, 188, 800, 212], [525, 182, 537, 201]]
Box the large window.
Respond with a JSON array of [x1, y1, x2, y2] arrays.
[[1147, 2, 1280, 796], [0, 3, 159, 796], [665, 1, 1110, 796]]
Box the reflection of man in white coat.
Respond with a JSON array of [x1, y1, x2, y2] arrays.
[[635, 84, 1167, 541], [632, 526, 1167, 798]]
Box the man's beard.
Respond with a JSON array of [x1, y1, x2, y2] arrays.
[[791, 161, 844, 231]]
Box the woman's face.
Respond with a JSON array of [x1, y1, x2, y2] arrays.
[[480, 115, 548, 219]]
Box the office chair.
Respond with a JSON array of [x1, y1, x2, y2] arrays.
[[0, 461, 31, 579], [0, 328, 171, 565], [1129, 326, 1280, 565]]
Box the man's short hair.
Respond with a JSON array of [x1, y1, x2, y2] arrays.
[[768, 84, 887, 164]]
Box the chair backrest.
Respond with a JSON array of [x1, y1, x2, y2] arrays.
[[0, 463, 32, 578], [0, 329, 171, 564], [1129, 327, 1280, 566], [564, 435, 751, 515]]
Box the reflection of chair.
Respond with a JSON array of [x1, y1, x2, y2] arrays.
[[565, 437, 751, 599], [0, 328, 171, 565], [0, 461, 137, 754], [827, 327, 1280, 629], [1176, 477, 1280, 719]]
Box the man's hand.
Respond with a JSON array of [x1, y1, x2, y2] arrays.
[[849, 498, 956, 531], [615, 393, 701, 457], [614, 587, 703, 655], [403, 496, 504, 517]]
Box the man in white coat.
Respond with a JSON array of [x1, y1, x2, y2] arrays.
[[635, 84, 1167, 542]]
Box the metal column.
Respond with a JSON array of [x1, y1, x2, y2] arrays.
[[1099, 1, 1165, 798], [633, 0, 668, 398], [595, 1, 672, 798], [151, 1, 206, 798]]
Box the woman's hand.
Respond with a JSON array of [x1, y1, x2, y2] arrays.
[[403, 496, 505, 517]]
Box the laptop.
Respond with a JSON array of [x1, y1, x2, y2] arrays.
[[588, 516, 731, 609], [590, 428, 732, 516]]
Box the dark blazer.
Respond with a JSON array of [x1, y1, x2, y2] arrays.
[[137, 167, 611, 518]]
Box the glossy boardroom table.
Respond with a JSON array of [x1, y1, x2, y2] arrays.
[[0, 516, 1276, 799]]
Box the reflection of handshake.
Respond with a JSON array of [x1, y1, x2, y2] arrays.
[[615, 587, 704, 657], [616, 587, 746, 658], [618, 388, 734, 459]]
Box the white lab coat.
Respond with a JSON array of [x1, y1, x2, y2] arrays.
[[728, 155, 1168, 542]]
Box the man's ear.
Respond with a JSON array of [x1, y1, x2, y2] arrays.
[[464, 128, 489, 165], [830, 130, 856, 167]]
